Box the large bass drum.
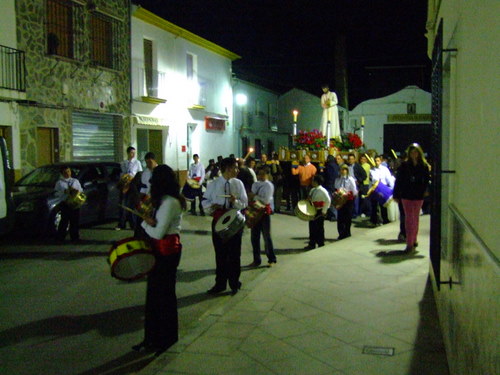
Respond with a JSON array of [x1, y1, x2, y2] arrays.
[[108, 237, 156, 281], [215, 209, 246, 241]]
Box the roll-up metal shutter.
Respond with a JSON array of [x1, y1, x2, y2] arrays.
[[72, 112, 122, 161]]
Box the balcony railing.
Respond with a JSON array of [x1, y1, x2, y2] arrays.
[[0, 45, 26, 92]]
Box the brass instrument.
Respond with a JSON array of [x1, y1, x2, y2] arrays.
[[117, 173, 133, 194], [66, 187, 87, 209]]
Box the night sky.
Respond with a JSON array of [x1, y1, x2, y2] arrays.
[[133, 0, 431, 109]]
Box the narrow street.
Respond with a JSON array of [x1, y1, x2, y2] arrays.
[[0, 211, 364, 375]]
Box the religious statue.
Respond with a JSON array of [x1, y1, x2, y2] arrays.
[[320, 84, 341, 141]]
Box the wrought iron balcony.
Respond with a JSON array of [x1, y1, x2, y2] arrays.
[[0, 45, 26, 92]]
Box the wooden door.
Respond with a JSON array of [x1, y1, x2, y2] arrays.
[[148, 129, 163, 164], [37, 127, 59, 166]]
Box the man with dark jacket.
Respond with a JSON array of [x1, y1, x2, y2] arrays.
[[347, 153, 367, 217], [322, 155, 339, 221]]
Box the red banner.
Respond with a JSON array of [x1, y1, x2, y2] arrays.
[[205, 116, 226, 131]]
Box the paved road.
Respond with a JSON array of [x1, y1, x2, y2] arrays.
[[0, 212, 377, 375]]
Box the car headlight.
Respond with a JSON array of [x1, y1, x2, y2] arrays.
[[16, 201, 36, 212]]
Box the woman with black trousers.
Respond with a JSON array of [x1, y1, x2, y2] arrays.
[[133, 165, 186, 356], [393, 144, 430, 254]]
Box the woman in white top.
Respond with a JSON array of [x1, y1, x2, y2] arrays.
[[334, 164, 358, 239], [133, 164, 186, 357]]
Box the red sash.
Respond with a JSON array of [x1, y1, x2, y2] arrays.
[[150, 234, 182, 256]]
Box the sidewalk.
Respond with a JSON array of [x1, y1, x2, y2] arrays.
[[139, 216, 449, 375]]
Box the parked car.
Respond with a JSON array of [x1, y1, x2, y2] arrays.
[[0, 137, 15, 236], [13, 162, 122, 236]]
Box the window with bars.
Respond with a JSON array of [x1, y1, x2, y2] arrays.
[[46, 0, 84, 60], [90, 12, 120, 70]]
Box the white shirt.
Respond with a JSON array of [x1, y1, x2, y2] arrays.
[[251, 180, 274, 211], [370, 165, 395, 189], [140, 168, 152, 195], [189, 161, 205, 181], [54, 177, 82, 200], [334, 176, 358, 196], [120, 158, 142, 177], [202, 176, 248, 214], [309, 185, 331, 215], [141, 195, 182, 240], [248, 168, 257, 183]]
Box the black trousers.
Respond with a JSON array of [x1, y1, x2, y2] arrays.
[[337, 200, 354, 239], [308, 215, 325, 247], [190, 189, 205, 214], [370, 195, 389, 224], [212, 220, 243, 290], [144, 252, 181, 350], [57, 203, 80, 240]]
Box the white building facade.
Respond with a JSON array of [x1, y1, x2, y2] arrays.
[[426, 1, 499, 375], [131, 6, 240, 172], [349, 86, 432, 155], [232, 79, 281, 159]]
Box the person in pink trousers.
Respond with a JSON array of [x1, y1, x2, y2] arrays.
[[393, 144, 430, 254]]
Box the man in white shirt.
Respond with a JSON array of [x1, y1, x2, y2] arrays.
[[188, 154, 205, 216], [54, 166, 83, 242], [248, 166, 276, 267], [117, 146, 143, 230], [369, 155, 395, 226], [306, 175, 331, 249], [140, 152, 158, 197], [334, 164, 358, 239], [203, 157, 248, 295]]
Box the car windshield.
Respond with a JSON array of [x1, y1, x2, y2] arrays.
[[16, 166, 83, 187]]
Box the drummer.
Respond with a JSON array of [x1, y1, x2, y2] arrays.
[[54, 165, 83, 242], [133, 164, 186, 356], [248, 166, 276, 267], [369, 155, 395, 226], [202, 157, 248, 295], [305, 175, 331, 250], [188, 154, 205, 216], [334, 165, 358, 240]]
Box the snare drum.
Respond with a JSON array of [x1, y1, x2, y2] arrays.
[[182, 182, 198, 201], [245, 200, 267, 228], [108, 237, 156, 281], [294, 199, 316, 221], [215, 209, 246, 241]]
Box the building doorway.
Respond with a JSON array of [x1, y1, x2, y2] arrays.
[[37, 127, 59, 166], [137, 128, 163, 165]]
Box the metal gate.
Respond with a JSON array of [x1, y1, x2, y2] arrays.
[[430, 20, 443, 286], [72, 112, 122, 161]]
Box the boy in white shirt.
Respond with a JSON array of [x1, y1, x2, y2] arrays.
[[306, 175, 331, 249]]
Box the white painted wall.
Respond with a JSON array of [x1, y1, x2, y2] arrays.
[[131, 9, 235, 171], [233, 79, 282, 157], [349, 86, 431, 153]]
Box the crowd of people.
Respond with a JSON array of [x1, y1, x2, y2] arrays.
[[52, 143, 430, 356]]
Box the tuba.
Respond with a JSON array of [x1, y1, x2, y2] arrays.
[[66, 187, 87, 209]]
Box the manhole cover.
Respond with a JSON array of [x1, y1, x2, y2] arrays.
[[362, 346, 395, 356]]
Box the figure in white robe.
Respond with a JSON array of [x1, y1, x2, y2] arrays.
[[320, 85, 341, 141]]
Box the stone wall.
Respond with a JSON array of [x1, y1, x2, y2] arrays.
[[16, 0, 131, 174]]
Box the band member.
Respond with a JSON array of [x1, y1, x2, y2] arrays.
[[306, 175, 331, 250], [116, 146, 143, 230], [188, 154, 205, 216], [292, 154, 317, 200], [248, 166, 276, 267], [133, 164, 186, 356], [347, 153, 367, 218], [334, 165, 358, 239], [54, 166, 83, 242], [202, 157, 248, 295], [140, 152, 158, 197], [369, 155, 394, 226]]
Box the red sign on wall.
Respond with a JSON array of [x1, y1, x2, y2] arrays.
[[205, 116, 226, 131]]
